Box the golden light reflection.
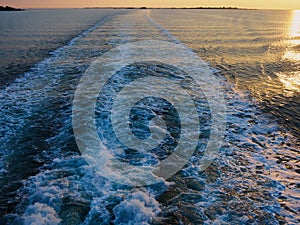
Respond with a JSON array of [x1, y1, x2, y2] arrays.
[[283, 51, 300, 61], [277, 72, 300, 97], [289, 10, 300, 37], [279, 10, 300, 95], [283, 10, 300, 61]]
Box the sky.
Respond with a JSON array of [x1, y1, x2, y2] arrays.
[[0, 0, 300, 10]]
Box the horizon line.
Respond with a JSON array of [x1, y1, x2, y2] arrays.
[[5, 6, 298, 11], [1, 5, 298, 11]]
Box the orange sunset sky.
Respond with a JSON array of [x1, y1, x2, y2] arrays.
[[0, 0, 299, 9]]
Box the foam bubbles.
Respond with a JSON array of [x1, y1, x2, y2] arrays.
[[113, 191, 161, 225], [23, 203, 61, 225]]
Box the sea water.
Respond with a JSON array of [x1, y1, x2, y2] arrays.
[[0, 9, 299, 224]]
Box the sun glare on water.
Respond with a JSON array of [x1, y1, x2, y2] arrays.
[[277, 72, 300, 96], [279, 10, 300, 95], [283, 10, 300, 61], [289, 10, 300, 38]]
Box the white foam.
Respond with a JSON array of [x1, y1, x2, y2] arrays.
[[113, 191, 161, 225], [2, 9, 299, 224], [23, 203, 61, 225]]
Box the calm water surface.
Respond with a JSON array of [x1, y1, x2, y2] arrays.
[[0, 9, 123, 86]]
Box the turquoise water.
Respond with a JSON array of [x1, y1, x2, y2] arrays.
[[0, 9, 299, 224]]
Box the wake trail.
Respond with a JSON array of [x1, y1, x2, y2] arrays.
[[0, 10, 298, 225]]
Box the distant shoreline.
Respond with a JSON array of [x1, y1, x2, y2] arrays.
[[84, 7, 257, 10], [0, 6, 24, 11]]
